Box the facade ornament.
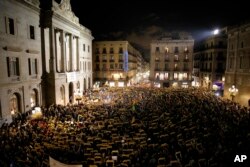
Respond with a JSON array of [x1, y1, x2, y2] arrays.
[[59, 0, 72, 12]]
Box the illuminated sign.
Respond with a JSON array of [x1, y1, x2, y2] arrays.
[[123, 51, 128, 72]]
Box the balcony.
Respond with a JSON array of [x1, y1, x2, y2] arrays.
[[215, 69, 225, 73], [164, 68, 170, 71], [174, 59, 179, 62], [173, 68, 179, 71], [183, 59, 189, 62], [164, 59, 170, 62], [102, 59, 107, 62]]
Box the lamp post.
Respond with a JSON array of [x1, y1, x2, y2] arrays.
[[228, 85, 238, 101]]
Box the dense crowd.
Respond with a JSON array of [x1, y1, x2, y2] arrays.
[[0, 87, 249, 167]]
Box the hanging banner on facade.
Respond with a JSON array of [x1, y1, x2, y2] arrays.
[[49, 157, 82, 167], [123, 51, 128, 72], [66, 72, 77, 83]]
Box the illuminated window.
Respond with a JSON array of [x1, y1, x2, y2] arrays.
[[118, 82, 124, 87], [30, 89, 37, 107], [184, 47, 188, 52], [159, 73, 164, 80], [164, 73, 169, 79], [109, 82, 115, 87], [110, 55, 114, 61], [9, 93, 20, 115], [179, 73, 183, 80], [155, 73, 159, 79], [165, 47, 169, 53], [183, 73, 188, 79], [174, 55, 179, 61], [174, 73, 178, 79], [174, 63, 178, 70]]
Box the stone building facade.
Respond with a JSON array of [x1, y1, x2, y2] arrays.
[[224, 23, 250, 106], [93, 41, 145, 87], [150, 32, 194, 88], [40, 0, 93, 106], [193, 28, 227, 96], [0, 0, 93, 124], [0, 0, 41, 123]]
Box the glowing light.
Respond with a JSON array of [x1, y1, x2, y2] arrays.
[[213, 29, 219, 35]]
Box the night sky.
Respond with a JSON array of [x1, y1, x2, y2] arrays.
[[68, 0, 250, 61]]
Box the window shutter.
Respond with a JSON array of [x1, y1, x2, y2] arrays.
[[16, 58, 20, 76], [6, 57, 10, 77], [35, 59, 38, 74], [28, 58, 31, 75]]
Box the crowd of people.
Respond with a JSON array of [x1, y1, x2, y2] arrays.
[[0, 87, 249, 167]]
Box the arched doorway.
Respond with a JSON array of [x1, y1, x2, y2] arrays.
[[69, 82, 74, 104], [30, 89, 38, 108], [9, 93, 21, 117], [84, 78, 86, 91], [60, 85, 66, 105]]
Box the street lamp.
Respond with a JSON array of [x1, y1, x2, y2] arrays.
[[228, 85, 238, 101]]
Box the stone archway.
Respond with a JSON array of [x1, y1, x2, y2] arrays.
[[60, 85, 66, 105], [30, 89, 38, 108], [9, 93, 21, 117]]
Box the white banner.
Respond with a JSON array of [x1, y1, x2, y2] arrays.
[[66, 72, 77, 83], [49, 157, 82, 167]]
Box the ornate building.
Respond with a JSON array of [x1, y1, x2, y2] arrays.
[[224, 23, 250, 106], [40, 0, 93, 106], [93, 41, 146, 87], [150, 32, 194, 88], [0, 0, 41, 123], [0, 0, 93, 124], [193, 28, 227, 96]]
